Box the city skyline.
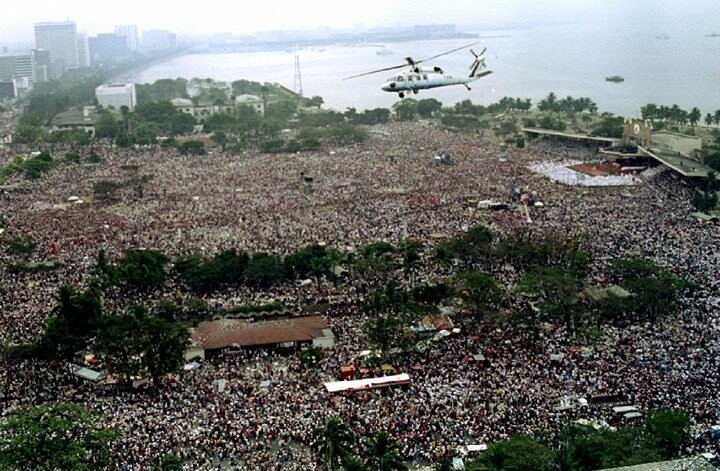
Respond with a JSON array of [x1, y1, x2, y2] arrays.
[[1, 0, 719, 46]]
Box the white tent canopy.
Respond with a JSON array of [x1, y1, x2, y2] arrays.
[[324, 373, 410, 393]]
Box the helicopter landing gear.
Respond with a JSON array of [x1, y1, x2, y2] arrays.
[[398, 92, 405, 98]]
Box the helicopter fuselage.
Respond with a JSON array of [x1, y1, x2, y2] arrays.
[[381, 70, 490, 97]]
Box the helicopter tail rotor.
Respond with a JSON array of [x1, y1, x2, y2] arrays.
[[469, 47, 489, 77]]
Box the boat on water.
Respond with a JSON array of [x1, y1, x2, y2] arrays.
[[605, 76, 624, 83], [706, 32, 720, 37], [376, 49, 394, 56]]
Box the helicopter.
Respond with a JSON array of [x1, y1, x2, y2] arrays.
[[344, 41, 492, 99]]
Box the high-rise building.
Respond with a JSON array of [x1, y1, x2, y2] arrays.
[[31, 49, 55, 82], [77, 33, 91, 67], [115, 25, 138, 51], [34, 21, 79, 70], [0, 53, 36, 82], [95, 83, 137, 110], [141, 29, 177, 52], [89, 33, 130, 63]]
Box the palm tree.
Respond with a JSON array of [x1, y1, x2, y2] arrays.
[[715, 109, 720, 128], [689, 107, 701, 129], [343, 454, 366, 471], [705, 113, 714, 127], [475, 441, 510, 470], [365, 432, 408, 471], [312, 416, 356, 471]]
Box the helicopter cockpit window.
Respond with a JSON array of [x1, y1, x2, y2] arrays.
[[397, 76, 404, 82]]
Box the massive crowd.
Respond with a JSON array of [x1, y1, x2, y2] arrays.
[[1, 120, 719, 469]]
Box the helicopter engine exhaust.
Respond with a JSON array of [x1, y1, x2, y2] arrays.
[[413, 66, 443, 74]]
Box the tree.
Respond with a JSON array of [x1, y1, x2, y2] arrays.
[[94, 112, 120, 139], [210, 130, 228, 151], [470, 436, 553, 471], [141, 315, 190, 385], [392, 99, 418, 121], [688, 107, 701, 129], [115, 249, 168, 290], [644, 410, 691, 459], [152, 453, 183, 471], [178, 140, 206, 155], [365, 432, 407, 471], [455, 271, 504, 317], [417, 98, 443, 118], [312, 416, 356, 471], [704, 113, 714, 127], [243, 252, 286, 288], [95, 308, 189, 385], [0, 403, 119, 470]]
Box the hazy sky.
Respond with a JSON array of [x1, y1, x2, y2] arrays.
[[1, 0, 718, 44]]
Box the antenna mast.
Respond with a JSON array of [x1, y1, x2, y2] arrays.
[[293, 55, 303, 100]]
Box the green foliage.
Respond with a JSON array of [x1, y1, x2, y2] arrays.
[[135, 78, 189, 104], [25, 73, 105, 121], [153, 453, 183, 471], [266, 99, 298, 121], [175, 249, 250, 292], [362, 241, 396, 258], [608, 258, 691, 321], [0, 155, 24, 184], [495, 120, 519, 137], [299, 345, 324, 366], [260, 138, 286, 153], [455, 271, 504, 315], [0, 403, 119, 471], [417, 98, 443, 118], [643, 410, 691, 459], [177, 140, 206, 155], [538, 93, 597, 114], [452, 99, 486, 116], [411, 283, 454, 304], [558, 410, 689, 471], [116, 249, 169, 290], [312, 416, 357, 471], [440, 114, 485, 131], [470, 436, 554, 471], [326, 122, 367, 145], [690, 187, 718, 211], [36, 285, 104, 361], [365, 431, 407, 470], [94, 112, 120, 139], [591, 115, 624, 138], [225, 302, 286, 316], [393, 99, 418, 120], [21, 151, 54, 179], [284, 244, 332, 279], [536, 113, 567, 131], [95, 308, 190, 384], [345, 107, 391, 125], [132, 100, 194, 136], [243, 252, 286, 288], [487, 96, 532, 113], [435, 224, 493, 263], [7, 235, 36, 255]]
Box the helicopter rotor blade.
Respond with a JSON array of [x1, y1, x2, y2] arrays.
[[414, 40, 484, 66], [343, 63, 408, 80]]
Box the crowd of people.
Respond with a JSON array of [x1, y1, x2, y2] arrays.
[[1, 120, 719, 469]]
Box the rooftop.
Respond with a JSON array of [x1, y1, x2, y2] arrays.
[[191, 315, 332, 349], [598, 456, 717, 471]]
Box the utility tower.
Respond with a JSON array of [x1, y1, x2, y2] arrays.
[[293, 55, 303, 101]]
